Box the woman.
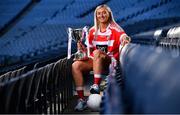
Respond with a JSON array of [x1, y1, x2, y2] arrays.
[[72, 4, 131, 111]]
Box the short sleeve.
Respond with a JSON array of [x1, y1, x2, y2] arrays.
[[85, 28, 94, 48]]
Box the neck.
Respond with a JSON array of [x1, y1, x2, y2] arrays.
[[99, 23, 109, 32]]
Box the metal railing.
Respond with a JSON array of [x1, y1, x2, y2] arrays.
[[0, 57, 74, 114]]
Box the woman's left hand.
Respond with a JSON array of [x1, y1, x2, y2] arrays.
[[122, 36, 131, 47]]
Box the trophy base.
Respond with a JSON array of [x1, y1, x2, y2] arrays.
[[74, 51, 88, 61]]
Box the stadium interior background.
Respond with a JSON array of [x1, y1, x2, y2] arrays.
[[0, 0, 180, 114]]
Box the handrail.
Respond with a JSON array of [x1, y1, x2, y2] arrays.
[[0, 57, 74, 114]]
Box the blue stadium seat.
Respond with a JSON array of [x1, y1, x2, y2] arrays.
[[0, 0, 31, 29], [120, 43, 180, 113]]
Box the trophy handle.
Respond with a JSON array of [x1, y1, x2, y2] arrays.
[[83, 26, 90, 57], [67, 28, 72, 59]]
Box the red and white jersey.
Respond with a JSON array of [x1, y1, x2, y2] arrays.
[[86, 22, 127, 61]]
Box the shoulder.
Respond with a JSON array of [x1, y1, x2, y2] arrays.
[[109, 22, 124, 33], [89, 26, 95, 32], [88, 26, 95, 36]]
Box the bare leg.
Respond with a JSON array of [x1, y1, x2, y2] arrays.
[[93, 50, 111, 74], [72, 58, 93, 87], [89, 50, 111, 94], [72, 58, 93, 110]]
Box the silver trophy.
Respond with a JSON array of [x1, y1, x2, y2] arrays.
[[67, 26, 89, 60]]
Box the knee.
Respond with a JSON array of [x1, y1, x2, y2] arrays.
[[93, 49, 101, 55], [72, 61, 82, 72], [93, 50, 105, 60]]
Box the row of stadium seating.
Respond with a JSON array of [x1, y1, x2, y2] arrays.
[[101, 26, 180, 114], [0, 0, 180, 113], [0, 0, 180, 73], [0, 0, 31, 30], [0, 57, 73, 113], [1, 25, 180, 113], [125, 0, 180, 26]]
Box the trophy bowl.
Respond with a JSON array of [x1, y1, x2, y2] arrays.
[[68, 26, 89, 60], [68, 27, 88, 60], [71, 29, 83, 42]]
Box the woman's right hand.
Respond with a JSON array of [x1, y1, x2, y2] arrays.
[[73, 50, 89, 61]]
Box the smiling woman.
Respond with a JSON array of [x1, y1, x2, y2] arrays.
[[71, 4, 131, 111], [96, 6, 110, 30]]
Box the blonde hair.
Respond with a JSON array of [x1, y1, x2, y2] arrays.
[[93, 4, 123, 40], [94, 4, 121, 32]]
